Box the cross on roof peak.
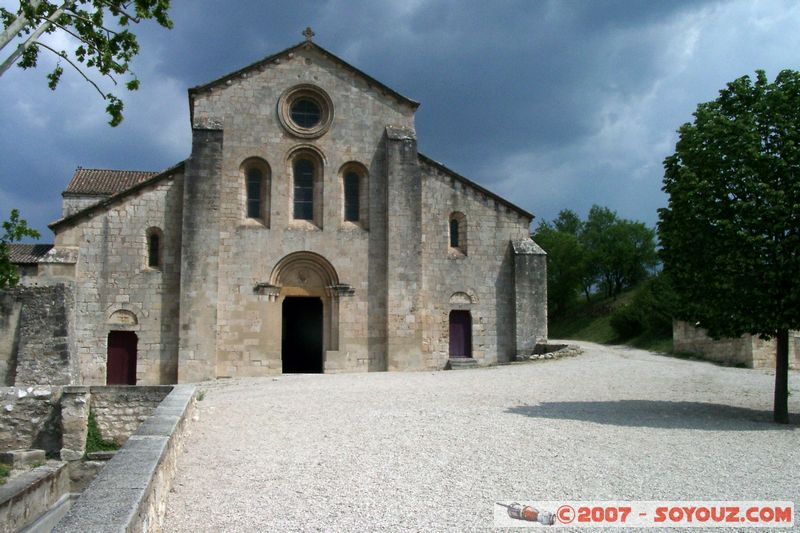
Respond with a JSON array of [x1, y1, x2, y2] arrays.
[[303, 27, 315, 42]]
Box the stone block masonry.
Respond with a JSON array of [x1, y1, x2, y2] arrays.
[[0, 284, 75, 386], [0, 386, 62, 455], [89, 386, 171, 445], [0, 462, 70, 533], [54, 385, 196, 533]]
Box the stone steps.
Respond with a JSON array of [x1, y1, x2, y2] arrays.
[[446, 358, 478, 370]]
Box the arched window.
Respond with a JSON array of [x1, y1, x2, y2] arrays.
[[449, 218, 459, 248], [344, 172, 359, 222], [449, 212, 467, 255], [339, 162, 368, 228], [241, 158, 271, 225], [146, 228, 163, 269], [293, 158, 315, 220], [246, 167, 263, 218]]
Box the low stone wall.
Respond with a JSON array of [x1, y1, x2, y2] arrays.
[[54, 384, 196, 533], [673, 321, 800, 369], [0, 386, 62, 455], [90, 386, 172, 445], [0, 461, 70, 533]]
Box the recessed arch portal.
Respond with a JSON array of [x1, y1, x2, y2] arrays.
[[269, 251, 341, 373]]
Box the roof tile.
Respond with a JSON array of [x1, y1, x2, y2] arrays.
[[7, 243, 54, 264], [64, 168, 158, 196]]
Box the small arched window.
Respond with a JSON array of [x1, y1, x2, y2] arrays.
[[241, 158, 271, 226], [146, 228, 163, 269], [449, 212, 467, 255], [293, 158, 315, 220], [344, 172, 359, 222]]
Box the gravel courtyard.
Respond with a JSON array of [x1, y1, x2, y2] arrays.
[[163, 342, 799, 531]]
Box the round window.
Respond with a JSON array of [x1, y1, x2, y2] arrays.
[[290, 98, 321, 128], [278, 84, 334, 139]]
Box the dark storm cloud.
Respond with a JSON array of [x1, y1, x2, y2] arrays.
[[0, 0, 798, 238]]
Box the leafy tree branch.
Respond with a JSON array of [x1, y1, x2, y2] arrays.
[[0, 0, 172, 126]]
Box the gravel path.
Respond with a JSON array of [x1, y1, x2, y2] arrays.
[[163, 342, 800, 531]]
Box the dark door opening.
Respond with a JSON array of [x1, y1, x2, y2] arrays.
[[282, 297, 323, 373], [107, 331, 137, 384], [449, 310, 472, 358]]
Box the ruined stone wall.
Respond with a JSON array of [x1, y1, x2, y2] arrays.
[[0, 292, 21, 385], [54, 176, 184, 385], [419, 160, 535, 367], [0, 285, 75, 386], [673, 321, 800, 369], [0, 386, 62, 455], [190, 45, 415, 376], [89, 386, 171, 445]]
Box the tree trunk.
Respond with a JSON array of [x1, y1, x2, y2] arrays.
[[773, 328, 789, 424]]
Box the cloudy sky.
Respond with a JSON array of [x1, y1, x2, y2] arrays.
[[1, 0, 799, 241]]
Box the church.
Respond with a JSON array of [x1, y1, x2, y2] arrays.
[[15, 32, 547, 385]]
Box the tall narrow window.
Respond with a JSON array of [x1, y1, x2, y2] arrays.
[[246, 167, 262, 218], [448, 212, 467, 255], [449, 218, 459, 248], [147, 229, 162, 269], [344, 172, 359, 222], [294, 158, 314, 220], [241, 158, 271, 226]]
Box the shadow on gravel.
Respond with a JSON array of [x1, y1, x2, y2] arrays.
[[506, 401, 799, 430]]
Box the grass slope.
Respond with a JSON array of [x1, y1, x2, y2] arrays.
[[549, 290, 673, 353]]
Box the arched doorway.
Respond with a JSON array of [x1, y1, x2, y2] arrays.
[[282, 297, 323, 373], [269, 252, 341, 373], [449, 310, 472, 358], [107, 331, 137, 384]]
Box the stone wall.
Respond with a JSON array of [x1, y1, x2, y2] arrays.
[[419, 158, 540, 367], [54, 385, 196, 533], [0, 462, 70, 533], [673, 321, 800, 369], [0, 292, 21, 385], [0, 386, 62, 455], [90, 386, 171, 445], [54, 174, 184, 386], [0, 285, 75, 386]]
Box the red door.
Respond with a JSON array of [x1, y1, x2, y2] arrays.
[[449, 311, 472, 358], [107, 331, 137, 385]]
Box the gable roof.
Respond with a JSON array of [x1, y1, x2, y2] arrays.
[[50, 161, 185, 232], [63, 168, 160, 197], [418, 153, 534, 220], [188, 40, 420, 124], [7, 243, 54, 264]]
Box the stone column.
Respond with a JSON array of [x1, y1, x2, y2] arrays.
[[178, 121, 224, 382], [60, 386, 90, 461], [512, 239, 548, 357], [384, 126, 423, 370]]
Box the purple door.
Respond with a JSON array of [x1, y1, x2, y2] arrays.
[[107, 331, 137, 385], [449, 310, 472, 358]]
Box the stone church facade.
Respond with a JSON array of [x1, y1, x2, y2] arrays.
[[15, 35, 547, 385]]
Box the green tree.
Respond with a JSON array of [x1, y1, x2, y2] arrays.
[[658, 69, 800, 424], [0, 0, 172, 126], [0, 209, 40, 288], [581, 205, 657, 299], [533, 215, 586, 316]]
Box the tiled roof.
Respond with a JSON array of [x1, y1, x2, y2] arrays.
[[63, 168, 159, 196], [7, 243, 54, 264], [50, 161, 186, 232]]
